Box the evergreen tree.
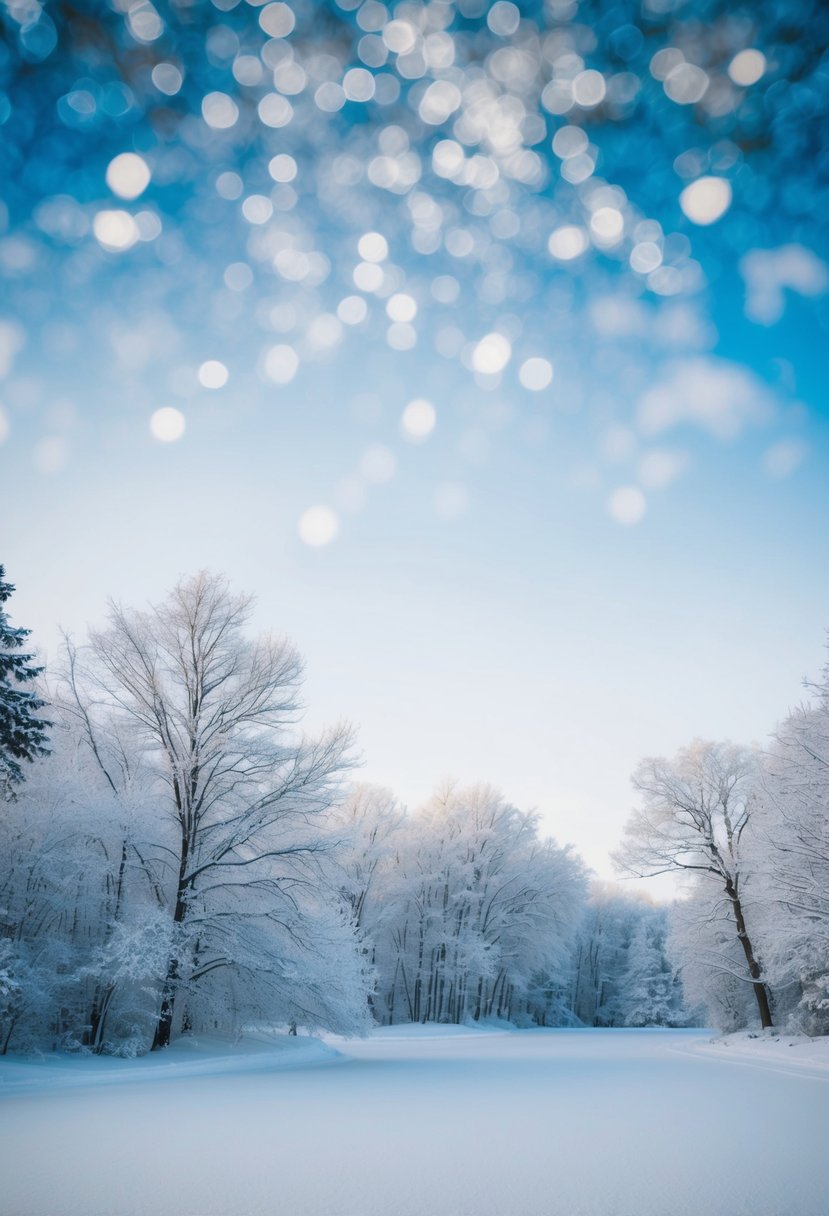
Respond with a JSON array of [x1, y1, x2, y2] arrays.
[[0, 567, 49, 796], [623, 912, 686, 1028]]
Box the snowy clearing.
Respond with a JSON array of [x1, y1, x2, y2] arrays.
[[1, 1027, 827, 1216]]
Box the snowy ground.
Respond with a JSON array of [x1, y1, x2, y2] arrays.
[[2, 1026, 827, 1216], [689, 1027, 829, 1074]]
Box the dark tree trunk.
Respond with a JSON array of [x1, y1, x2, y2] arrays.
[[88, 985, 116, 1054], [84, 840, 129, 1051], [151, 961, 179, 1050], [1, 1016, 18, 1055], [151, 834, 190, 1050], [473, 976, 483, 1022], [725, 878, 774, 1029]]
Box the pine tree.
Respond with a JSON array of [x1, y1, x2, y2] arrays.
[[0, 567, 50, 796]]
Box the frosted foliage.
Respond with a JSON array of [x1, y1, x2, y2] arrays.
[[622, 914, 685, 1028], [570, 886, 687, 1029], [337, 782, 588, 1028], [327, 784, 405, 933], [0, 740, 164, 1054], [620, 639, 829, 1039], [749, 663, 829, 1033], [668, 890, 758, 1033], [616, 740, 774, 1030], [0, 574, 370, 1055]]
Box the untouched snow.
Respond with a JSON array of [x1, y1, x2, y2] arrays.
[[1, 1026, 827, 1216]]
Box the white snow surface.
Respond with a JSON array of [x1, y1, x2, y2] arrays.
[[1, 1026, 827, 1216], [690, 1028, 829, 1074]]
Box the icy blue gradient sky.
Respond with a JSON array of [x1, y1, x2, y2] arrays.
[[1, 0, 828, 877]]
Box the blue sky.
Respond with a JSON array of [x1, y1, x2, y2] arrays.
[[1, 0, 828, 879]]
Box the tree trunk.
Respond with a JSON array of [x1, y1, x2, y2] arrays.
[[725, 878, 774, 1029], [1, 1016, 18, 1055], [90, 985, 116, 1054], [84, 840, 129, 1051], [151, 958, 179, 1050], [473, 976, 483, 1022], [151, 834, 190, 1050]]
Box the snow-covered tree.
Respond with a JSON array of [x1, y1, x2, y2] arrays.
[[622, 909, 686, 1028], [0, 736, 116, 1051], [0, 566, 49, 797], [329, 784, 404, 934], [54, 572, 369, 1049], [570, 885, 687, 1028], [0, 716, 175, 1054], [366, 783, 587, 1026], [751, 655, 829, 1032], [667, 888, 756, 1033], [571, 886, 641, 1027], [614, 741, 773, 1029]]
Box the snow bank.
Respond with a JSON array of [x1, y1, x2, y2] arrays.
[[689, 1028, 829, 1075], [0, 1030, 339, 1095]]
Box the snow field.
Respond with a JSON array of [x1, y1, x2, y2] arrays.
[[1, 1027, 827, 1216]]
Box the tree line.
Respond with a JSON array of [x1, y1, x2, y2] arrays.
[[0, 568, 826, 1053]]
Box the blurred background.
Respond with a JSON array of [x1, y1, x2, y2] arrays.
[[1, 0, 828, 878]]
